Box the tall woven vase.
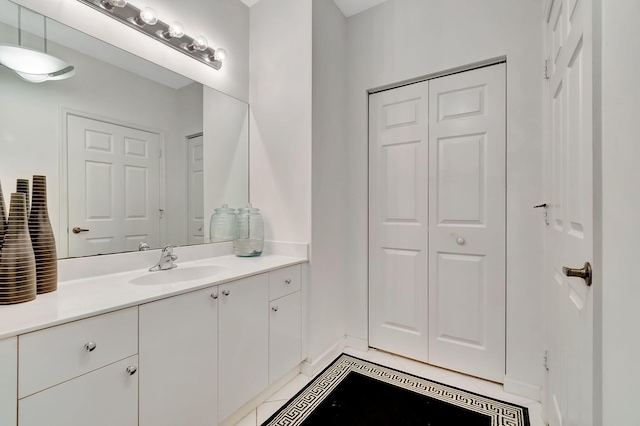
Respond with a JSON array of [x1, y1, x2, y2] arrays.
[[16, 178, 30, 217], [0, 193, 37, 305], [0, 180, 6, 250], [29, 175, 58, 294]]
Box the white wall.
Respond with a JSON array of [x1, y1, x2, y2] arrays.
[[599, 0, 640, 423], [203, 87, 249, 240], [249, 0, 312, 243], [309, 0, 348, 361], [345, 0, 545, 393], [11, 0, 249, 102]]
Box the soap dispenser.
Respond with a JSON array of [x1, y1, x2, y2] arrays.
[[209, 204, 237, 242], [233, 203, 264, 257]]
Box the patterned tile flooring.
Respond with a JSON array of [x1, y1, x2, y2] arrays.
[[235, 347, 547, 426]]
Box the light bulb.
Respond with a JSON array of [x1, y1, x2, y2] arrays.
[[162, 22, 184, 39], [188, 35, 208, 51], [213, 48, 227, 62], [138, 7, 158, 25], [99, 0, 127, 10]]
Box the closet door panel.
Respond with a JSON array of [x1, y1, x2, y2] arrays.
[[428, 63, 506, 383]]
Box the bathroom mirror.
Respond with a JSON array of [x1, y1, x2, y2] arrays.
[[0, 0, 249, 258]]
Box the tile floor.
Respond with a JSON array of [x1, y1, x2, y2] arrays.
[[236, 347, 547, 426]]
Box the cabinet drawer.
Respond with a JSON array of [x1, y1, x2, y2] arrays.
[[269, 265, 301, 301], [18, 355, 138, 426], [18, 307, 138, 398]]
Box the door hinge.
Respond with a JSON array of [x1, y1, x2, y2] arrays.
[[533, 203, 549, 226], [543, 59, 550, 80], [543, 350, 550, 371]]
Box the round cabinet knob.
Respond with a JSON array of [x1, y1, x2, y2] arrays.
[[272, 306, 279, 312], [126, 366, 137, 376], [211, 292, 218, 299], [222, 289, 230, 296], [284, 279, 292, 285], [456, 237, 465, 245], [84, 342, 97, 352]]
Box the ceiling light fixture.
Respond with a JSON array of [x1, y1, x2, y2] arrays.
[[79, 0, 227, 70], [0, 8, 75, 83]]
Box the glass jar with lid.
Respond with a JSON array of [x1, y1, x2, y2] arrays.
[[233, 203, 264, 257], [209, 204, 237, 242]]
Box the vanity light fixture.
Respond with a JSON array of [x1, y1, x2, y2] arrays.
[[78, 0, 227, 70]]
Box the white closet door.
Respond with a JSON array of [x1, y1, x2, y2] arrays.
[[544, 0, 593, 425], [67, 115, 160, 256], [427, 64, 506, 382], [368, 82, 430, 362]]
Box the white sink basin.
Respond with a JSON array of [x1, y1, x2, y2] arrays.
[[130, 265, 228, 285]]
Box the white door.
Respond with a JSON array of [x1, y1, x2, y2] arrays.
[[544, 0, 593, 425], [369, 65, 506, 382], [187, 135, 205, 244], [67, 115, 160, 257], [427, 64, 506, 382], [368, 81, 430, 362], [139, 286, 217, 426], [218, 274, 269, 423]]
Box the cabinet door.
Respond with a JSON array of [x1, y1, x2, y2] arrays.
[[18, 355, 138, 426], [269, 291, 302, 385], [218, 274, 269, 422], [0, 337, 17, 426], [139, 286, 218, 426]]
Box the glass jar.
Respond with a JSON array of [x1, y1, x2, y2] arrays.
[[233, 203, 264, 257], [209, 204, 237, 242]]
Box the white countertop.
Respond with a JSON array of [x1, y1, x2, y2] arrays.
[[0, 253, 306, 340]]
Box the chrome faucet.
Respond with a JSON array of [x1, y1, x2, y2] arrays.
[[149, 245, 178, 271]]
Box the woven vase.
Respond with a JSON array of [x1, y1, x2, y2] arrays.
[[0, 180, 6, 251], [29, 175, 57, 294], [16, 178, 30, 217], [0, 193, 37, 305]]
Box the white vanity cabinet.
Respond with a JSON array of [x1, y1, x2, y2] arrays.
[[0, 337, 17, 426], [268, 265, 303, 385], [139, 286, 219, 426], [218, 273, 270, 422], [18, 356, 139, 426], [17, 307, 139, 426]]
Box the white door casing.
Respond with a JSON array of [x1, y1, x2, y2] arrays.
[[368, 81, 430, 362], [544, 0, 593, 425], [187, 135, 205, 245], [427, 64, 506, 383], [67, 115, 160, 257]]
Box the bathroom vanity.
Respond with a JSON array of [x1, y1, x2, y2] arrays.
[[0, 250, 307, 426]]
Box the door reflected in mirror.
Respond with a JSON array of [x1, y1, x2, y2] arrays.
[[0, 0, 249, 258]]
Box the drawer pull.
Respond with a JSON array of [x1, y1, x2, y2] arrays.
[[284, 279, 292, 284], [222, 289, 230, 296], [84, 342, 97, 352], [126, 365, 138, 376], [272, 306, 278, 312]]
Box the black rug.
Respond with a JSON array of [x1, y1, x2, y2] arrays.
[[262, 354, 530, 426]]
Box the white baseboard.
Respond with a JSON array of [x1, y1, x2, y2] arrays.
[[301, 336, 371, 377], [503, 376, 542, 402], [344, 335, 368, 352], [301, 337, 347, 377], [220, 366, 301, 426]]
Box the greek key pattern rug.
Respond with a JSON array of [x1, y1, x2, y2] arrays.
[[262, 354, 530, 426]]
